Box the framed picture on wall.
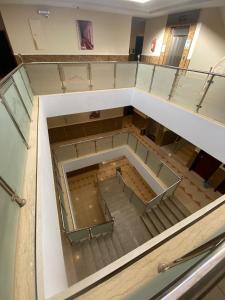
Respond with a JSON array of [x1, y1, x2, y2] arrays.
[[76, 20, 94, 50]]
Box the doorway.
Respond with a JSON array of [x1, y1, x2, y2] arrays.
[[190, 150, 221, 181], [129, 17, 145, 61], [0, 13, 17, 78], [165, 26, 189, 67]]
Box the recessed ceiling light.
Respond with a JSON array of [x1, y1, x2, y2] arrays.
[[126, 0, 151, 3]]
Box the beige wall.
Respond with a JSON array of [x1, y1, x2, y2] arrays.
[[189, 7, 225, 71], [142, 15, 167, 57], [0, 4, 131, 55]]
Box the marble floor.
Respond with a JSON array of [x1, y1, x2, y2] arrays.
[[67, 157, 156, 228]]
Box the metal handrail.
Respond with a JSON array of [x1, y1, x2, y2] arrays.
[[0, 176, 26, 207], [96, 177, 114, 222], [138, 61, 225, 78], [158, 231, 225, 273]]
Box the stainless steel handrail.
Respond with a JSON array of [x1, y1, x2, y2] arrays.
[[96, 176, 114, 222], [139, 61, 225, 78], [0, 176, 26, 207], [158, 231, 225, 273]]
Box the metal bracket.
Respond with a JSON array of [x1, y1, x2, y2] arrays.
[[12, 194, 26, 207]]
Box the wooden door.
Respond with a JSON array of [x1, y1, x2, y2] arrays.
[[190, 150, 221, 181]]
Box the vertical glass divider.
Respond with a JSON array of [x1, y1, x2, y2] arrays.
[[94, 140, 97, 152], [149, 64, 156, 93], [134, 61, 139, 86], [0, 96, 29, 149], [111, 135, 114, 148], [135, 139, 138, 153], [74, 144, 78, 157], [12, 80, 32, 121], [145, 150, 149, 163], [57, 64, 66, 93], [88, 63, 93, 90], [168, 68, 180, 101], [20, 67, 33, 103], [114, 63, 117, 88], [196, 74, 215, 113], [157, 162, 164, 177]]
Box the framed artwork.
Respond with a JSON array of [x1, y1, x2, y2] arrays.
[[77, 20, 94, 50]]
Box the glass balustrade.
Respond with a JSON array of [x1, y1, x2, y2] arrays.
[[61, 63, 90, 92], [76, 140, 95, 157], [136, 63, 154, 92], [0, 64, 33, 300], [91, 63, 114, 90], [91, 221, 114, 238], [115, 63, 137, 88], [55, 144, 77, 161]]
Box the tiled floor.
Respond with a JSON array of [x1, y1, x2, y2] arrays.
[[67, 157, 156, 228]]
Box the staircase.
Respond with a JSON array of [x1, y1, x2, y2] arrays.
[[141, 196, 191, 237], [72, 177, 191, 282]]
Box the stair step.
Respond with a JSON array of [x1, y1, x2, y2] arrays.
[[111, 231, 125, 258], [90, 238, 105, 270], [141, 214, 158, 237], [97, 236, 113, 265], [147, 211, 165, 233], [73, 243, 87, 281], [104, 235, 119, 261], [153, 207, 172, 229], [164, 198, 185, 221], [171, 197, 191, 217], [82, 240, 97, 276], [158, 202, 178, 225]]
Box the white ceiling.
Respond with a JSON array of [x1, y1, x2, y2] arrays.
[[0, 0, 225, 17]]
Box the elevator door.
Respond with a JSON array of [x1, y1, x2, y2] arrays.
[[165, 26, 189, 67]]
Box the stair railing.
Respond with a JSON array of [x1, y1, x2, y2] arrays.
[[158, 231, 225, 273]]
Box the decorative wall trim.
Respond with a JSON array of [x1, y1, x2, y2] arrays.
[[15, 54, 129, 63], [141, 55, 160, 65]]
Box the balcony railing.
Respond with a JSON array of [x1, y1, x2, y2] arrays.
[[0, 65, 33, 300], [22, 61, 225, 125], [53, 130, 181, 221]]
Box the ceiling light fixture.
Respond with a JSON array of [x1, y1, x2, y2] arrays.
[[126, 0, 151, 3]]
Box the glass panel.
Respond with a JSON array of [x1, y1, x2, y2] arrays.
[[55, 145, 77, 161], [25, 64, 61, 95], [130, 193, 146, 214], [136, 142, 148, 162], [20, 66, 33, 101], [159, 164, 178, 187], [61, 63, 89, 92], [96, 136, 113, 152], [146, 193, 164, 210], [128, 133, 138, 152], [146, 151, 161, 175], [116, 63, 137, 88], [91, 63, 114, 90], [76, 140, 95, 157], [0, 186, 20, 300], [91, 222, 113, 237], [68, 229, 90, 243], [151, 66, 176, 100], [164, 183, 178, 198], [0, 102, 27, 195], [136, 64, 154, 91], [124, 185, 133, 199], [13, 70, 32, 117], [171, 71, 208, 111], [2, 81, 30, 141], [199, 76, 225, 124], [113, 132, 128, 147]]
